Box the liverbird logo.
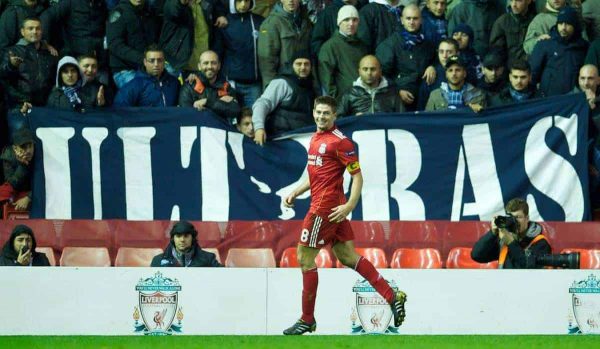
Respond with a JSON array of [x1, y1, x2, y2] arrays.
[[133, 272, 184, 335]]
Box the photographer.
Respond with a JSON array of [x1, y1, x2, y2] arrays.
[[471, 198, 551, 269], [0, 224, 50, 266]]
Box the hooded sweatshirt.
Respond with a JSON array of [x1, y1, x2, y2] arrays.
[[46, 56, 102, 111]]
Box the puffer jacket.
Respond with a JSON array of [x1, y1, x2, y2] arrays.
[[338, 76, 404, 116], [113, 69, 179, 107]]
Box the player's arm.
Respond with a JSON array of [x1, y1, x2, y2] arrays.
[[328, 170, 362, 223], [284, 177, 311, 208]]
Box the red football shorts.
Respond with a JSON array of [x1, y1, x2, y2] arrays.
[[298, 212, 355, 248]]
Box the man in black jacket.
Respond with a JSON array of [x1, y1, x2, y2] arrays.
[[107, 0, 161, 88], [489, 59, 540, 107], [151, 221, 222, 267], [471, 198, 551, 269], [0, 224, 50, 266], [179, 50, 241, 120], [338, 55, 403, 116], [0, 0, 45, 50]]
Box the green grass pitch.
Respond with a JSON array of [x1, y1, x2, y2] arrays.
[[0, 335, 598, 349]]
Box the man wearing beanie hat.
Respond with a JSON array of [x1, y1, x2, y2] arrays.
[[376, 4, 436, 110], [252, 51, 317, 145], [476, 50, 507, 97], [530, 6, 588, 97], [0, 127, 34, 210], [318, 5, 367, 100], [311, 0, 359, 56], [257, 0, 312, 89], [151, 221, 222, 267], [0, 224, 50, 266], [523, 0, 567, 55], [451, 23, 483, 85]]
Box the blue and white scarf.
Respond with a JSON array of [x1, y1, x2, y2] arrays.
[[62, 79, 83, 111], [509, 87, 532, 102], [441, 82, 465, 109], [401, 30, 425, 51]]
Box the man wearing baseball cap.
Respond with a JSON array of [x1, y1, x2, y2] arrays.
[[318, 5, 368, 100], [477, 51, 507, 97], [426, 55, 486, 112]]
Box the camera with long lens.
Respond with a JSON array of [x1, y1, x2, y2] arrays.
[[494, 214, 519, 233], [527, 252, 580, 269]]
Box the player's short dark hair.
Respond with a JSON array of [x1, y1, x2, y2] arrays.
[[144, 44, 163, 58], [509, 60, 531, 75], [505, 198, 529, 215], [237, 107, 252, 124], [314, 96, 337, 113], [438, 38, 459, 52], [21, 16, 41, 29]]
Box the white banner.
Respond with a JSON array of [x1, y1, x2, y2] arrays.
[[0, 268, 597, 335]]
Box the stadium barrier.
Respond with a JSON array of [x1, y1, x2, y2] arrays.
[[0, 268, 596, 335]]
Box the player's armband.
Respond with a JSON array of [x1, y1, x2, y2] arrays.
[[346, 161, 360, 173]]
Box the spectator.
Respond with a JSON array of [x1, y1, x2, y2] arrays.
[[151, 221, 222, 267], [40, 0, 108, 66], [0, 17, 57, 110], [214, 0, 264, 107], [451, 23, 483, 85], [338, 55, 404, 116], [447, 0, 503, 57], [107, 0, 161, 88], [357, 0, 403, 53], [0, 225, 50, 266], [236, 107, 255, 137], [586, 38, 600, 68], [417, 38, 458, 111], [113, 45, 180, 107], [0, 127, 34, 210], [77, 54, 113, 105], [426, 55, 486, 112], [489, 0, 535, 67], [530, 7, 588, 97], [471, 198, 551, 269], [179, 50, 241, 120], [582, 0, 600, 42], [253, 0, 277, 18], [523, 0, 567, 56], [253, 51, 317, 145], [421, 0, 447, 47], [318, 5, 367, 100], [311, 0, 356, 55], [46, 56, 106, 111], [489, 59, 540, 106], [159, 0, 227, 77], [0, 0, 45, 50], [376, 5, 435, 109], [570, 64, 600, 120], [476, 51, 506, 97], [257, 0, 312, 88]]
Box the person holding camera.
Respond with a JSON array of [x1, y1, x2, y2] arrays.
[[0, 224, 50, 266], [471, 198, 551, 269]]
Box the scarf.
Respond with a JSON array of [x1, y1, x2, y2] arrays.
[[385, 3, 402, 24], [171, 246, 194, 267], [509, 86, 533, 101], [62, 79, 83, 112], [401, 30, 425, 51], [423, 8, 447, 38], [441, 82, 465, 109]]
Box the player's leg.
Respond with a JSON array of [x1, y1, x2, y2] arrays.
[[332, 239, 407, 327]]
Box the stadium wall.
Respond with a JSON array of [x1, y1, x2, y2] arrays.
[[0, 268, 597, 335]]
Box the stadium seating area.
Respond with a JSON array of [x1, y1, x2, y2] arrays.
[[2, 219, 599, 268]]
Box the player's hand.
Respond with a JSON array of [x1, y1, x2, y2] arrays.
[[284, 192, 296, 208], [254, 129, 266, 146], [328, 203, 352, 223]]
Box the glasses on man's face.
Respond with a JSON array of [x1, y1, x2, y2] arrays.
[[146, 58, 165, 64]]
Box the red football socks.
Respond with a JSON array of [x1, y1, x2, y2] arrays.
[[300, 268, 318, 324], [355, 256, 395, 304]]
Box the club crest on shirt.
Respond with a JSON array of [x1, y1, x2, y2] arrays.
[[318, 143, 327, 154]]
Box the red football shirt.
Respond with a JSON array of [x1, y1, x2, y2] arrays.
[[307, 126, 360, 215]]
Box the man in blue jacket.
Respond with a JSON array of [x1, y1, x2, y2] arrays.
[[214, 0, 264, 107], [114, 45, 180, 107]]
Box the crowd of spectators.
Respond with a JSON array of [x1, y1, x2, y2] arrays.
[[0, 0, 599, 213]]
